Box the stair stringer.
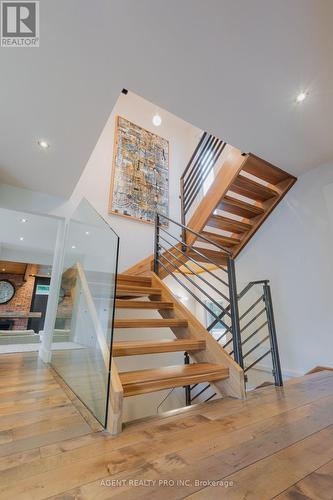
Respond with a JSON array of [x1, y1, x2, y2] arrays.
[[150, 272, 246, 400]]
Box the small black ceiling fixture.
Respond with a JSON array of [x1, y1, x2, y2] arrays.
[[121, 88, 128, 95]]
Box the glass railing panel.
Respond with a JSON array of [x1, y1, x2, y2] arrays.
[[51, 199, 119, 427]]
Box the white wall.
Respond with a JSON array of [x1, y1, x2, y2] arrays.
[[236, 161, 333, 375], [71, 91, 201, 272]]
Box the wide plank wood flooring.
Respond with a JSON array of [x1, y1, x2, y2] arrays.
[[1, 352, 333, 499]]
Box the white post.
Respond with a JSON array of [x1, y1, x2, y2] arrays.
[[39, 218, 67, 363]]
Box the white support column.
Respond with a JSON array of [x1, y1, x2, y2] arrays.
[[39, 218, 68, 363]]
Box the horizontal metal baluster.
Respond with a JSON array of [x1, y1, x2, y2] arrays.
[[205, 393, 217, 402], [243, 336, 270, 358], [241, 322, 268, 346], [237, 280, 269, 300], [191, 384, 211, 401], [240, 308, 266, 333], [239, 296, 264, 320], [159, 229, 229, 277], [158, 250, 231, 331], [157, 258, 232, 334], [158, 238, 231, 311], [244, 350, 271, 372], [224, 336, 234, 349], [208, 302, 232, 331], [157, 212, 232, 255], [216, 330, 230, 342], [159, 232, 229, 287]]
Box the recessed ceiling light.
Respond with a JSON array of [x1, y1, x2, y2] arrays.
[[21, 218, 27, 223], [19, 236, 24, 241], [38, 139, 50, 149], [71, 245, 76, 249], [85, 231, 90, 235], [296, 91, 308, 103], [152, 114, 162, 126]]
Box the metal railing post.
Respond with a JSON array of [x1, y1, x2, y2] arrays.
[[263, 282, 283, 386], [154, 213, 160, 275], [180, 178, 187, 250], [184, 351, 191, 406], [227, 257, 244, 369]]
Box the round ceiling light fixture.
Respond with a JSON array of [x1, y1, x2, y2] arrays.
[[296, 91, 308, 103], [152, 114, 162, 126], [38, 139, 50, 149]]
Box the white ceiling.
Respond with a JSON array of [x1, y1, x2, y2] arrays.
[[0, 208, 58, 264], [0, 0, 332, 199]]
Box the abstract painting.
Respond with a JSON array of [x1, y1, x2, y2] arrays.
[[109, 116, 169, 224]]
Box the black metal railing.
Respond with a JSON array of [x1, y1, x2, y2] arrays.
[[180, 132, 226, 235], [154, 212, 243, 370], [209, 280, 282, 385], [190, 279, 283, 404], [153, 213, 282, 407]]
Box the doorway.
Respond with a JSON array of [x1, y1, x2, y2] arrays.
[[28, 276, 50, 333]]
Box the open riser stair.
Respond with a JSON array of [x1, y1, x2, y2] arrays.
[[107, 272, 245, 435], [103, 134, 296, 435]]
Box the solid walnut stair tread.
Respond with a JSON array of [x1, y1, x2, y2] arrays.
[[207, 214, 252, 233], [114, 318, 188, 328], [120, 363, 229, 397], [230, 174, 280, 201], [113, 339, 206, 356], [200, 231, 241, 247], [116, 285, 162, 297], [115, 299, 174, 310], [218, 194, 265, 219]]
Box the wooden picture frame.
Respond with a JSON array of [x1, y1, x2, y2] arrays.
[[108, 116, 169, 225]]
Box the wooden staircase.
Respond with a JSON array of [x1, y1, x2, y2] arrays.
[[107, 140, 297, 434], [108, 273, 245, 434], [125, 149, 297, 275], [196, 153, 296, 260]]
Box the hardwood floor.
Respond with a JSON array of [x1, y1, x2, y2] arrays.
[[1, 353, 333, 499]]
